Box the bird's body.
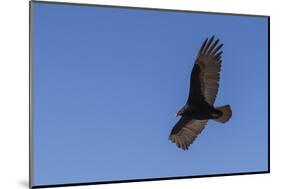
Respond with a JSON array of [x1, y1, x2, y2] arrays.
[[169, 36, 232, 150], [181, 104, 222, 120]]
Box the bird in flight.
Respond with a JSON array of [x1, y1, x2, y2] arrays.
[[169, 36, 232, 150]]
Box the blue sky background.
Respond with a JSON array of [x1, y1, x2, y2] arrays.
[[32, 2, 268, 186]]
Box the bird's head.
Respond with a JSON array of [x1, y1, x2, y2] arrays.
[[176, 106, 187, 117]]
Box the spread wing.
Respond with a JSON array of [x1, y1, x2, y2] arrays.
[[187, 36, 223, 106], [169, 117, 208, 150]]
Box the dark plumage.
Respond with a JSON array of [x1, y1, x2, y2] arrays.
[[169, 36, 232, 150]]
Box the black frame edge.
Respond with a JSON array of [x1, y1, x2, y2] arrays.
[[29, 1, 34, 188], [31, 0, 270, 18], [32, 171, 269, 188], [267, 16, 270, 173]]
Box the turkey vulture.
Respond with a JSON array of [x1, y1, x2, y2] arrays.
[[168, 36, 232, 150]]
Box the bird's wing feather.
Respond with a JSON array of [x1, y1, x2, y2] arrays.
[[169, 117, 208, 150], [187, 63, 206, 106], [187, 36, 223, 106]]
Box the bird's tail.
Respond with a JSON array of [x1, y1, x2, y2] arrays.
[[214, 105, 232, 123]]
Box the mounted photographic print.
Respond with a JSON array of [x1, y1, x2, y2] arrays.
[[29, 1, 270, 188]]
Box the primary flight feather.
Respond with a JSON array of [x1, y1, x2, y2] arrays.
[[169, 36, 232, 150]]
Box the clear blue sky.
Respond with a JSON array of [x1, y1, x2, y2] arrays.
[[32, 2, 268, 186]]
